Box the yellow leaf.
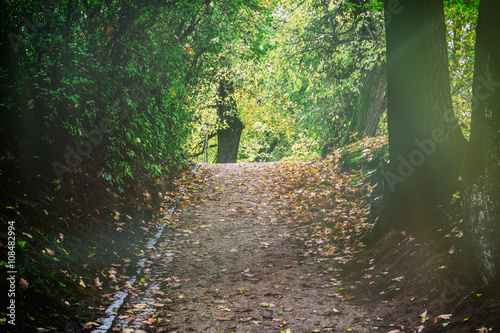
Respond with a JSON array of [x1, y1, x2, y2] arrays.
[[79, 279, 86, 288], [421, 310, 429, 323]]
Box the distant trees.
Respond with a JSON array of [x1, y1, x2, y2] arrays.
[[0, 0, 262, 187], [215, 78, 245, 163], [258, 0, 387, 156]]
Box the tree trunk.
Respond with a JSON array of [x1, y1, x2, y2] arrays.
[[215, 79, 245, 163], [346, 63, 387, 141], [464, 0, 500, 286], [216, 116, 244, 163], [374, 0, 467, 236]]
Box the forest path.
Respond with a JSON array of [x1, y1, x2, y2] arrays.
[[112, 162, 374, 333]]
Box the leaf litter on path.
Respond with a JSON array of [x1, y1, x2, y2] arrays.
[[91, 142, 500, 333], [101, 162, 379, 332]]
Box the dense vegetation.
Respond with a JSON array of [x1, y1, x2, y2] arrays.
[[1, 0, 498, 331]]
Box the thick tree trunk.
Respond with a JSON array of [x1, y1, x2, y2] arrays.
[[215, 79, 244, 163], [464, 0, 500, 286], [216, 116, 244, 163], [374, 0, 467, 236], [346, 63, 387, 141]]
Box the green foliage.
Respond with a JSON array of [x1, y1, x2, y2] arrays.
[[270, 0, 386, 148], [445, 0, 478, 139], [1, 0, 264, 183], [0, 0, 479, 172], [339, 136, 388, 173]]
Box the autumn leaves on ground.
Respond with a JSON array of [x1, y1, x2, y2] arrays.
[[105, 162, 370, 333], [78, 140, 497, 333]]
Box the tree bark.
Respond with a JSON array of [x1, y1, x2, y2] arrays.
[[215, 79, 244, 163], [216, 116, 244, 163], [346, 63, 387, 141], [464, 0, 500, 286], [374, 0, 467, 236]]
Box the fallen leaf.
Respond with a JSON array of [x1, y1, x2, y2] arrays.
[[83, 322, 100, 329], [94, 277, 102, 289], [420, 310, 429, 323], [235, 308, 252, 312], [19, 278, 29, 289], [239, 317, 253, 322], [434, 314, 452, 323]]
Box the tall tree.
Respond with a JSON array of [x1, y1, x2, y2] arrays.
[[464, 0, 500, 285], [374, 0, 467, 235], [215, 78, 245, 163], [345, 63, 387, 142], [343, 0, 387, 143]]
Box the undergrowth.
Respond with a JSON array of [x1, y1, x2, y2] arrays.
[[0, 156, 187, 331]]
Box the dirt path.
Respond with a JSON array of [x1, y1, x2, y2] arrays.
[[111, 163, 374, 333]]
